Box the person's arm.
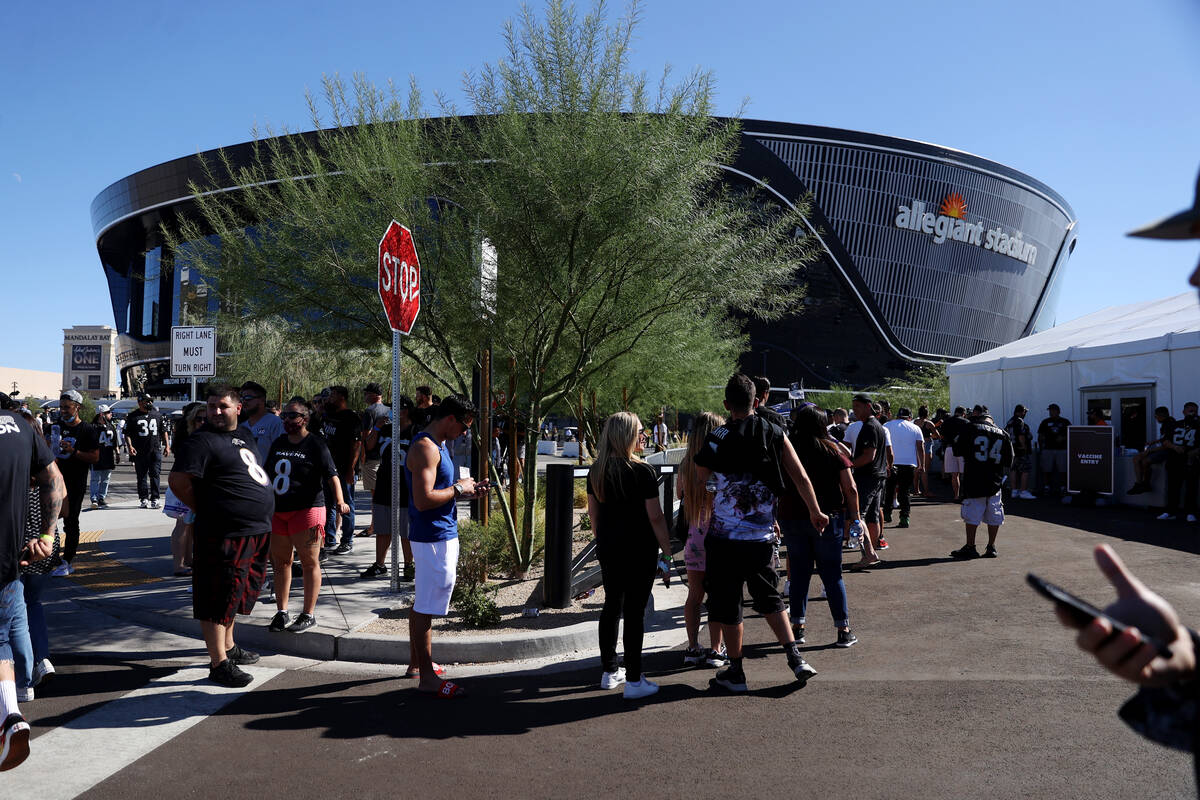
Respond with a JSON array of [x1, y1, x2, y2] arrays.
[[326, 475, 349, 515], [913, 436, 924, 471], [838, 467, 860, 522], [781, 437, 829, 532], [850, 446, 876, 469], [168, 471, 197, 511], [62, 430, 100, 465], [364, 427, 380, 453], [408, 437, 477, 511], [1057, 545, 1196, 687], [645, 498, 672, 556], [25, 461, 65, 563], [160, 420, 170, 455]]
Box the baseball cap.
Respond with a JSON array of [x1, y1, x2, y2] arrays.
[[897, 407, 912, 418], [1014, 404, 1027, 413], [1128, 167, 1200, 240], [851, 393, 872, 404], [61, 389, 83, 404], [364, 382, 383, 395], [98, 404, 111, 412], [137, 392, 153, 403]]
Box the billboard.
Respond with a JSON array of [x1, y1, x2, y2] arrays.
[[1067, 426, 1114, 495], [71, 345, 102, 372]]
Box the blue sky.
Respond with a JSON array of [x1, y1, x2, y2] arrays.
[[2, 0, 1199, 373]]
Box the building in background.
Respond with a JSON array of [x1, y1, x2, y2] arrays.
[[90, 120, 1076, 393], [0, 367, 63, 402]]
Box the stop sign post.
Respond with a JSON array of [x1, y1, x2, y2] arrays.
[[379, 220, 421, 591]]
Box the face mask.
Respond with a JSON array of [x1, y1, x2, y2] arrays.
[[283, 417, 305, 434]]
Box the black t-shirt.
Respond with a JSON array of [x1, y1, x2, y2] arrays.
[[1038, 416, 1071, 450], [95, 420, 118, 470], [1157, 417, 1178, 446], [852, 417, 888, 479], [780, 441, 850, 519], [0, 412, 55, 584], [172, 426, 274, 538], [940, 416, 971, 454], [757, 405, 788, 430], [373, 422, 414, 508], [53, 417, 100, 484], [828, 422, 847, 443], [126, 409, 165, 452], [264, 433, 338, 513], [586, 459, 659, 555], [322, 408, 362, 475], [1172, 417, 1200, 451], [1004, 417, 1031, 457], [693, 413, 788, 498], [952, 420, 1015, 498]]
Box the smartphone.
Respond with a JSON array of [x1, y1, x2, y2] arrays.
[[1027, 572, 1172, 659]]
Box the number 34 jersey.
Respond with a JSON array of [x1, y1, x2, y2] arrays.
[[264, 432, 339, 513], [171, 425, 275, 538], [951, 419, 1015, 499]]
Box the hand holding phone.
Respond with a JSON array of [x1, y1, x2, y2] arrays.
[[1036, 544, 1198, 688], [1027, 572, 1172, 658]]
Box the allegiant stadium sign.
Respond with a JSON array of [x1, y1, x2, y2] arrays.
[[893, 192, 1037, 267]]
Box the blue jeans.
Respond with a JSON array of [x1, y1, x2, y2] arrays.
[[21, 573, 48, 664], [782, 514, 849, 628], [325, 477, 356, 545], [0, 580, 32, 689], [90, 468, 113, 501]]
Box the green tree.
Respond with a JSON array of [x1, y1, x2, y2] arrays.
[[168, 0, 821, 573]]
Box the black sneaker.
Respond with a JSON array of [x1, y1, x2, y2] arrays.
[[982, 545, 998, 558], [226, 644, 260, 665], [786, 645, 818, 684], [335, 541, 354, 555], [836, 629, 858, 648], [209, 659, 253, 688], [97, 498, 108, 508], [268, 610, 291, 632], [402, 566, 415, 582], [950, 544, 980, 560], [360, 562, 388, 579], [0, 713, 30, 771], [319, 548, 331, 562], [287, 613, 317, 633], [898, 517, 910, 529], [791, 624, 806, 644], [710, 665, 748, 693], [883, 513, 892, 523]]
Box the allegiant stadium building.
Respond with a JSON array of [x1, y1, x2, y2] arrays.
[[91, 118, 1076, 395]]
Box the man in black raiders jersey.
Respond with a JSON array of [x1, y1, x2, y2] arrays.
[[948, 408, 1013, 559], [264, 399, 347, 633], [49, 391, 99, 576], [1159, 402, 1200, 522], [126, 394, 170, 508], [170, 384, 274, 688]]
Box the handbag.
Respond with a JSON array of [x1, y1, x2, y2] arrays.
[[162, 487, 191, 520]]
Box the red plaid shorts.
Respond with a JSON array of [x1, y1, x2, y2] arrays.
[[192, 532, 270, 624]]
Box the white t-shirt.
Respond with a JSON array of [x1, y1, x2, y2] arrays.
[[884, 419, 925, 467], [653, 423, 668, 446]]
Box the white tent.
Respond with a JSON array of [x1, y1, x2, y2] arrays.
[[949, 292, 1200, 427], [948, 292, 1200, 502]]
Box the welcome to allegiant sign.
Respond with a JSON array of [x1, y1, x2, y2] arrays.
[[893, 192, 1038, 267]]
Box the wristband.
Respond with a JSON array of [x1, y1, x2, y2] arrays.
[[39, 534, 53, 542]]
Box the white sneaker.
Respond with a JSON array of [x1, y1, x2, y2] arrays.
[[622, 677, 659, 700], [49, 562, 71, 577], [1158, 512, 1177, 521], [149, 499, 160, 509], [16, 687, 33, 702], [600, 667, 626, 689], [1188, 514, 1198, 523], [32, 659, 54, 687], [1020, 490, 1037, 500], [139, 500, 148, 508]]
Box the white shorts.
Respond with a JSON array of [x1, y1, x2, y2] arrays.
[[961, 493, 1004, 526], [412, 538, 459, 616], [944, 447, 965, 474]]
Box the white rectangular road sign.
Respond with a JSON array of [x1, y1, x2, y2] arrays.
[[170, 326, 216, 377]]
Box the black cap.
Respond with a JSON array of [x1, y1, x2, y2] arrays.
[[137, 392, 152, 403], [1014, 404, 1027, 413], [897, 407, 912, 418], [852, 393, 872, 404], [364, 382, 383, 395]]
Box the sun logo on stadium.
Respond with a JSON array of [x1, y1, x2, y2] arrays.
[[939, 192, 968, 220]]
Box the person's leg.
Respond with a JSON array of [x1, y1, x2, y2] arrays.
[[298, 526, 322, 615], [781, 519, 814, 632], [883, 471, 897, 520], [951, 472, 961, 500], [963, 522, 979, 546], [96, 469, 112, 502], [134, 453, 150, 501], [897, 465, 913, 518], [597, 554, 624, 673], [20, 574, 48, 665], [61, 481, 85, 564], [148, 449, 162, 501], [620, 555, 656, 682], [7, 582, 32, 691], [985, 524, 1001, 547], [815, 520, 849, 629], [339, 477, 356, 544], [683, 571, 704, 649], [171, 519, 190, 572], [1166, 456, 1183, 511], [201, 621, 229, 667], [89, 469, 100, 503], [410, 611, 438, 689], [269, 534, 294, 612]]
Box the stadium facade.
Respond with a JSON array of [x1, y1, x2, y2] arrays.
[[90, 119, 1076, 395]]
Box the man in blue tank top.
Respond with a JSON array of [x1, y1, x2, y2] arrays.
[[405, 395, 488, 696]]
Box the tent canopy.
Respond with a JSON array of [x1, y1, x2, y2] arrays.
[[949, 292, 1200, 375]]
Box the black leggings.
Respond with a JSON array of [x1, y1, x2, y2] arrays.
[[597, 548, 657, 681], [62, 477, 87, 563]]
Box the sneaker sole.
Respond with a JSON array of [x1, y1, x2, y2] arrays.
[[288, 623, 316, 634], [836, 639, 858, 648], [0, 723, 30, 771], [709, 676, 748, 693], [792, 666, 818, 684]]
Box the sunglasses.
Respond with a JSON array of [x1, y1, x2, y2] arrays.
[[240, 394, 263, 402], [280, 411, 307, 420]]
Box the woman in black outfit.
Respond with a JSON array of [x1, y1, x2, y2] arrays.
[[586, 411, 673, 701]]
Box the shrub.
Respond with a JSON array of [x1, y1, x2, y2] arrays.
[[453, 583, 501, 627]]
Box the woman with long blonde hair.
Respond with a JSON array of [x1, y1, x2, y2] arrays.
[[676, 411, 727, 667], [586, 411, 673, 700]]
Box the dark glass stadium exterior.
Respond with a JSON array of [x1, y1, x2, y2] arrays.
[[91, 119, 1075, 394]]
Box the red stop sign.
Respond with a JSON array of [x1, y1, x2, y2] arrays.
[[378, 220, 421, 334]]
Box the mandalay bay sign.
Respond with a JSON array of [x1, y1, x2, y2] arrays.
[[893, 192, 1038, 267]]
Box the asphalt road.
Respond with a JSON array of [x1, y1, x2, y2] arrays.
[[13, 485, 1200, 799]]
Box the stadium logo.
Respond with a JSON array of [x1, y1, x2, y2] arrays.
[[894, 192, 1037, 267]]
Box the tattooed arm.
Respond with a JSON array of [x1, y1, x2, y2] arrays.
[[24, 460, 65, 562]]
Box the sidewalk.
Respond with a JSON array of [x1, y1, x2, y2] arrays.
[[50, 461, 687, 666]]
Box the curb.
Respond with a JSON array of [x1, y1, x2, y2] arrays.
[[74, 583, 689, 665]]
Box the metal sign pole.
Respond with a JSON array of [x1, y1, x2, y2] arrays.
[[390, 329, 403, 593]]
